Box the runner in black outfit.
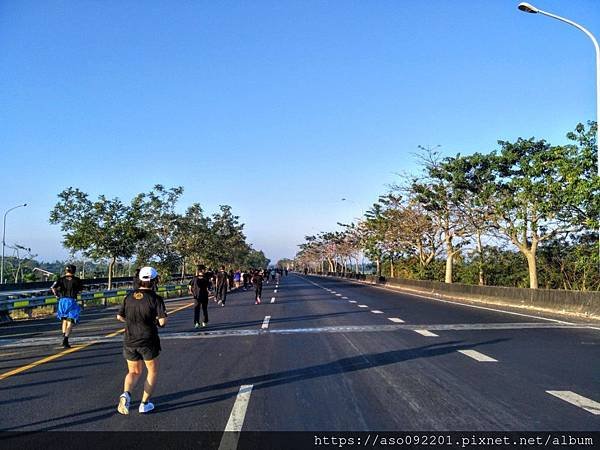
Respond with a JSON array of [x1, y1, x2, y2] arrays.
[[188, 265, 210, 328], [215, 265, 229, 306], [51, 264, 84, 348], [116, 266, 167, 415], [252, 270, 263, 304]]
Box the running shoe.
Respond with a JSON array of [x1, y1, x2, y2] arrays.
[[117, 392, 131, 415], [194, 323, 199, 329], [218, 300, 222, 305], [139, 402, 155, 413], [202, 322, 207, 327]]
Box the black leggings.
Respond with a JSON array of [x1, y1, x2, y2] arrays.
[[194, 298, 208, 324], [255, 285, 262, 300]]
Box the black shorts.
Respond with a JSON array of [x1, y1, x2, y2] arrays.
[[59, 317, 77, 324], [123, 345, 160, 361]]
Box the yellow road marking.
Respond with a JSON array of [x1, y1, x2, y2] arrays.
[[0, 343, 95, 380], [0, 301, 194, 381]]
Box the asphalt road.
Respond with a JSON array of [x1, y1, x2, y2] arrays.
[[0, 274, 599, 434]]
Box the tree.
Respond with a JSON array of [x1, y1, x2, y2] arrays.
[[133, 185, 184, 278], [410, 147, 468, 283], [172, 203, 212, 274], [437, 153, 496, 285], [49, 188, 146, 289], [488, 134, 596, 289]]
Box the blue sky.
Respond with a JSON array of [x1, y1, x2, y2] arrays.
[[1, 0, 598, 263]]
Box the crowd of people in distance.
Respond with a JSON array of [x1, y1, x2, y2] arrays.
[[50, 263, 290, 415]]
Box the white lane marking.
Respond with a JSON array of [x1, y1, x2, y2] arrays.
[[335, 294, 342, 297], [270, 297, 275, 304], [261, 316, 271, 329], [371, 310, 384, 314], [336, 277, 573, 325], [358, 305, 369, 308], [414, 329, 438, 337], [274, 289, 278, 293], [457, 349, 497, 362], [342, 296, 348, 299], [219, 384, 254, 449], [546, 391, 600, 415], [388, 317, 405, 323], [330, 291, 337, 294], [349, 300, 357, 304]]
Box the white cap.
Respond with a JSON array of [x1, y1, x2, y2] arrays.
[[139, 266, 158, 281]]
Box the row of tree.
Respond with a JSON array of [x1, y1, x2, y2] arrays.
[[295, 122, 599, 291], [50, 185, 270, 288]]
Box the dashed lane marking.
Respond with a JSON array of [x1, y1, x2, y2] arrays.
[[546, 391, 600, 415], [414, 329, 438, 337], [342, 296, 348, 299], [335, 294, 342, 297], [358, 305, 369, 308], [388, 317, 404, 323], [274, 290, 278, 293], [348, 300, 357, 304], [270, 297, 275, 304], [371, 310, 383, 314], [219, 384, 254, 450], [261, 316, 271, 329], [457, 349, 497, 362]]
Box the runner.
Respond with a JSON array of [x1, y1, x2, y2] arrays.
[[252, 270, 263, 305], [116, 266, 167, 415], [233, 269, 241, 288], [215, 265, 229, 306], [188, 264, 210, 328], [51, 264, 84, 348]]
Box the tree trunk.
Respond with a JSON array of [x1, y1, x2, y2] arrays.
[[476, 230, 485, 286], [108, 256, 116, 290], [376, 257, 381, 276], [524, 249, 538, 289], [390, 256, 395, 278], [444, 235, 454, 284]]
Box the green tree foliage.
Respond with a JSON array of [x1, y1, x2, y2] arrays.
[[49, 186, 269, 284], [133, 185, 184, 278], [49, 188, 146, 288], [295, 121, 598, 291]]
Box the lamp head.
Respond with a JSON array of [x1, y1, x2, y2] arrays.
[[518, 2, 539, 13]]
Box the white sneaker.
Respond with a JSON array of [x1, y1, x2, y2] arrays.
[[139, 401, 155, 413], [117, 392, 130, 415]]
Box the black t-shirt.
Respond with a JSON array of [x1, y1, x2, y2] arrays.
[[118, 289, 167, 348], [52, 275, 83, 299], [252, 274, 263, 286], [189, 275, 210, 300], [216, 271, 228, 288]]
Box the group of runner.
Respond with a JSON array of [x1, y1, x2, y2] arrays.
[[50, 263, 289, 415]]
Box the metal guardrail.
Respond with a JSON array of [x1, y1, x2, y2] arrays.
[[0, 284, 190, 312]]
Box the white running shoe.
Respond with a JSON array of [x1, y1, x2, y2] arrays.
[[117, 392, 130, 415], [139, 402, 155, 413]]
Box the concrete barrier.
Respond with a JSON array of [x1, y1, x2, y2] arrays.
[[322, 272, 600, 319]]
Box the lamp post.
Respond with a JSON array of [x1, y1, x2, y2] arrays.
[[1, 203, 27, 284], [518, 2, 600, 267]]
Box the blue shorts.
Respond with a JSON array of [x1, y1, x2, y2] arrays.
[[57, 297, 81, 323]]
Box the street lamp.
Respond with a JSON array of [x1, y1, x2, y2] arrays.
[[518, 2, 600, 266], [1, 203, 28, 284]]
